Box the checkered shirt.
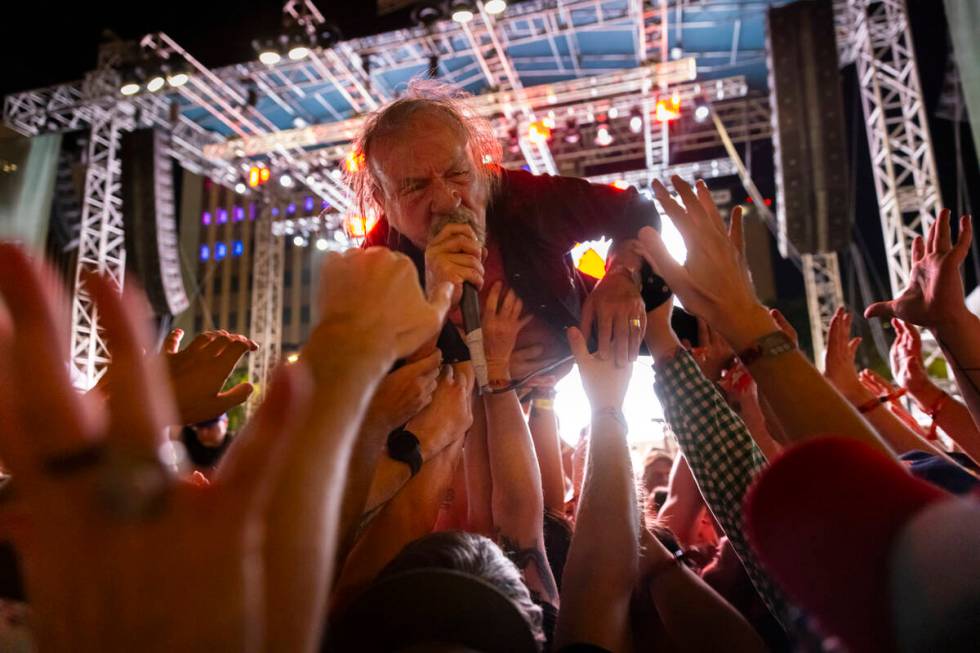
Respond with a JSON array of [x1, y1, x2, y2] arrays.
[[654, 348, 794, 630]]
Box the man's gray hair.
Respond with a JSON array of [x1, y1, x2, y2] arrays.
[[347, 79, 503, 222]]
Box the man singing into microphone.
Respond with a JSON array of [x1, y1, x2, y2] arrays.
[[354, 80, 660, 377]]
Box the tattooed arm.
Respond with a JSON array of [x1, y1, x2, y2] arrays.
[[483, 391, 559, 606], [481, 285, 559, 606]]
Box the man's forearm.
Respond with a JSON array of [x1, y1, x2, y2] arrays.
[[934, 311, 980, 433], [555, 414, 638, 650], [483, 391, 545, 535], [528, 402, 567, 512]]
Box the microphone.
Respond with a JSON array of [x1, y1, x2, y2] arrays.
[[459, 281, 490, 394]]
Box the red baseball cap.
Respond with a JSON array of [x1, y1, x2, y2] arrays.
[[744, 436, 948, 652]]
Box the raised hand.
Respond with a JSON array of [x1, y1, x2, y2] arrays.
[[639, 176, 771, 350], [579, 262, 647, 368], [889, 319, 935, 396], [823, 308, 865, 400], [363, 349, 443, 435], [865, 210, 973, 329], [164, 330, 258, 425], [424, 222, 485, 307], [567, 326, 632, 411], [858, 368, 928, 436], [0, 244, 311, 651], [406, 363, 476, 440], [692, 317, 735, 382], [313, 247, 453, 371], [482, 282, 533, 381]]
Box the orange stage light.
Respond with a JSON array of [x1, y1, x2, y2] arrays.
[[247, 167, 260, 187], [527, 120, 551, 144], [345, 149, 365, 173], [611, 179, 630, 190], [259, 167, 270, 183], [655, 94, 681, 122], [576, 248, 607, 280], [347, 213, 379, 238]]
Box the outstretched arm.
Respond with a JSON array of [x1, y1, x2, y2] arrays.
[[555, 326, 637, 650]]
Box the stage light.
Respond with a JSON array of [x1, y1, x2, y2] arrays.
[[233, 206, 245, 222], [670, 46, 683, 60], [527, 120, 551, 144], [199, 245, 210, 262], [235, 183, 246, 194], [202, 211, 212, 226], [288, 45, 310, 61], [344, 149, 364, 173], [694, 100, 710, 123], [595, 124, 613, 147], [655, 94, 681, 122], [279, 174, 294, 188], [629, 108, 644, 134], [485, 0, 507, 15], [248, 167, 260, 187], [146, 75, 166, 93], [215, 242, 227, 261], [563, 117, 580, 144], [611, 179, 631, 190], [286, 352, 300, 364], [217, 208, 228, 224], [347, 214, 379, 238], [608, 107, 619, 119], [450, 0, 475, 23], [315, 237, 329, 251], [292, 235, 307, 247], [167, 71, 189, 87], [120, 82, 140, 96], [259, 50, 281, 65], [232, 240, 244, 257], [259, 167, 270, 184]]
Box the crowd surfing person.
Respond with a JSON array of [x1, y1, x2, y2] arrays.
[[0, 81, 978, 652]]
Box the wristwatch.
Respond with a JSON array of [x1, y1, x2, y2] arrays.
[[737, 331, 796, 366], [387, 428, 423, 477]]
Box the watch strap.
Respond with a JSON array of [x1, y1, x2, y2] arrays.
[[737, 330, 796, 366], [386, 428, 423, 477]]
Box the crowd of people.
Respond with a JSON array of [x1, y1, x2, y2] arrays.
[[0, 81, 978, 652]]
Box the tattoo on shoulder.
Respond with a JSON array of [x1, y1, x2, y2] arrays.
[[498, 533, 559, 603]]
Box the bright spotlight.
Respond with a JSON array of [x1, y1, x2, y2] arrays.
[[259, 50, 281, 65], [484, 0, 507, 15], [595, 124, 613, 147], [451, 1, 475, 22], [146, 76, 166, 93], [234, 183, 247, 194], [167, 72, 189, 87], [279, 174, 294, 188], [315, 237, 329, 251], [120, 82, 140, 96], [293, 235, 307, 247], [288, 46, 310, 61], [629, 115, 643, 134], [694, 104, 710, 123]]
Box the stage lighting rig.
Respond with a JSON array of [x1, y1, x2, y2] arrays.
[[693, 98, 710, 123], [628, 108, 644, 133], [450, 0, 476, 23], [484, 0, 507, 15]]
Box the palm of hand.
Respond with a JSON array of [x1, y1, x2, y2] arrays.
[[891, 255, 963, 328], [166, 333, 255, 425]]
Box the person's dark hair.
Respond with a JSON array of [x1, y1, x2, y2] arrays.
[[379, 531, 544, 646]]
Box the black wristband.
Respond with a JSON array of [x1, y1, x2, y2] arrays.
[[639, 262, 672, 311], [386, 428, 423, 477]]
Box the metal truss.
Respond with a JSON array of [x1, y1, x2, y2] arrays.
[[68, 49, 129, 390], [204, 60, 703, 161], [801, 252, 845, 367], [246, 204, 286, 416], [836, 0, 942, 298]]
